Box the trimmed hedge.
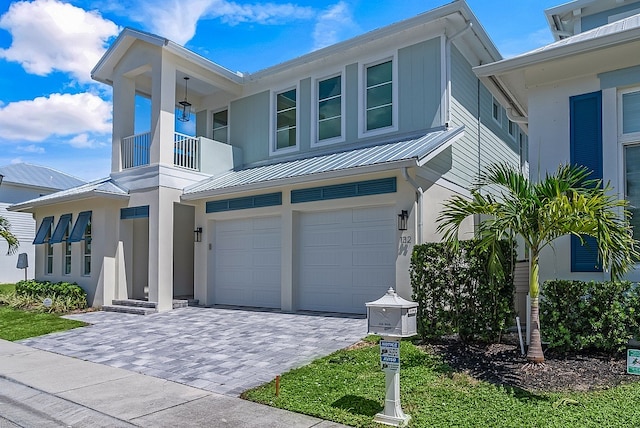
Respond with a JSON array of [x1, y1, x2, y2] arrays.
[[541, 279, 640, 354], [13, 280, 87, 312], [410, 240, 515, 342]]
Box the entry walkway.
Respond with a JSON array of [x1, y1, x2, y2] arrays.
[[19, 307, 367, 396]]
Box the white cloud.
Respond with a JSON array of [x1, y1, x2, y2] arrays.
[[312, 1, 357, 50], [499, 27, 554, 58], [128, 0, 314, 45], [68, 133, 106, 149], [0, 93, 112, 143], [0, 0, 119, 82], [10, 157, 24, 165], [17, 145, 46, 154]]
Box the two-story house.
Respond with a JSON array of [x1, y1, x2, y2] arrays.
[[475, 0, 640, 286], [0, 163, 85, 283], [10, 0, 525, 314]]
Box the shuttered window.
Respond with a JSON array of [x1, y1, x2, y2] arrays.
[[569, 91, 603, 272]]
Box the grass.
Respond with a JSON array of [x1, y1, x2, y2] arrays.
[[0, 283, 87, 341], [242, 339, 640, 428]]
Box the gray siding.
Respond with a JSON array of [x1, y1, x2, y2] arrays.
[[398, 37, 442, 132], [582, 2, 640, 31], [345, 63, 358, 142], [230, 90, 270, 165], [299, 77, 311, 152]]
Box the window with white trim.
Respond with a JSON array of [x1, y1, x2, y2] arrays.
[[213, 109, 228, 144], [45, 225, 53, 275], [492, 97, 501, 124], [622, 89, 640, 136], [621, 88, 640, 242], [365, 60, 393, 131], [63, 222, 71, 275], [317, 75, 342, 142], [82, 218, 91, 276], [274, 88, 297, 151], [508, 119, 516, 139]]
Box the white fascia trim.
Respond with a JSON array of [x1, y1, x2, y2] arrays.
[[474, 26, 640, 77], [8, 191, 130, 212], [181, 159, 417, 201], [416, 129, 465, 167]]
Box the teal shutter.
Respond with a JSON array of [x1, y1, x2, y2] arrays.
[[33, 216, 54, 245], [49, 214, 73, 244], [570, 91, 602, 272], [69, 211, 92, 242]]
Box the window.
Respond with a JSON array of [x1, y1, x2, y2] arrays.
[[622, 89, 640, 135], [317, 75, 342, 142], [63, 222, 71, 275], [365, 60, 393, 131], [508, 120, 516, 138], [45, 224, 53, 275], [83, 218, 91, 276], [275, 88, 297, 151], [625, 145, 640, 243], [492, 97, 501, 123], [213, 109, 228, 143]]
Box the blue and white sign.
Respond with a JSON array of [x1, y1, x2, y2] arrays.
[[380, 339, 400, 372]]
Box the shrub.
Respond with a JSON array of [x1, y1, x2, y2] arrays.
[[541, 280, 640, 354], [13, 280, 87, 313], [410, 240, 515, 342]]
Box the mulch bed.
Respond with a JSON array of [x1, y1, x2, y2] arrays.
[[422, 334, 639, 393]]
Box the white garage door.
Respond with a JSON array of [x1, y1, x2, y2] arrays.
[[213, 216, 281, 308], [298, 206, 396, 314]]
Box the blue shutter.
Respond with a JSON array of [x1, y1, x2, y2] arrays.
[[205, 193, 282, 213], [69, 211, 91, 242], [121, 205, 149, 219], [33, 216, 54, 245], [291, 178, 396, 204], [49, 214, 72, 244], [570, 91, 603, 272]]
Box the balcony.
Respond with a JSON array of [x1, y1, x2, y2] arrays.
[[121, 132, 200, 170]]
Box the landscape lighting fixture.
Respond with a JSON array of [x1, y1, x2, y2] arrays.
[[178, 77, 192, 122]]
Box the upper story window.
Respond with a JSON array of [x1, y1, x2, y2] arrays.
[[213, 109, 229, 144], [622, 89, 640, 136], [316, 75, 343, 143], [365, 60, 393, 132], [492, 97, 501, 124], [508, 119, 516, 139], [274, 88, 297, 152]]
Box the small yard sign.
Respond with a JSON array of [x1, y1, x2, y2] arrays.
[[628, 349, 640, 375], [380, 339, 400, 373]]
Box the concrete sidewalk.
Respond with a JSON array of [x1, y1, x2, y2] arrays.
[[0, 340, 348, 428]]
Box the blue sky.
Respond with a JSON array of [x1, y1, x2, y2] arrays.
[[0, 0, 561, 181]]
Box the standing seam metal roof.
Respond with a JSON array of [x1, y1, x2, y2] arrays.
[[184, 127, 463, 196], [0, 163, 85, 190]]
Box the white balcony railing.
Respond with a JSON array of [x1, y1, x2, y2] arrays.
[[121, 131, 200, 171]]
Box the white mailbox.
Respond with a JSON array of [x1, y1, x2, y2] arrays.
[[366, 287, 418, 338]]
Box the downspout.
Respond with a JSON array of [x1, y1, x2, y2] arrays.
[[506, 108, 528, 124], [445, 20, 472, 126], [402, 167, 423, 245]]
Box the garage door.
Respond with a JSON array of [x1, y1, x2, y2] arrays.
[[213, 216, 281, 308], [298, 206, 396, 314]]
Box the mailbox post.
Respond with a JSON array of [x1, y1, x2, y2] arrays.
[[366, 287, 418, 427]]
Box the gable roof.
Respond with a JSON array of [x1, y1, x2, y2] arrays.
[[0, 163, 85, 191], [183, 127, 464, 200], [8, 177, 129, 211]]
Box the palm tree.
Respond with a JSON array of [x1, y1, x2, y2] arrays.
[[437, 163, 639, 363], [0, 216, 19, 255]]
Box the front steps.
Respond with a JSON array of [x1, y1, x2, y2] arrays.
[[102, 298, 200, 315]]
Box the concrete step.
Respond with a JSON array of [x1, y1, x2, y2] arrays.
[[102, 305, 157, 315], [172, 299, 200, 309], [111, 299, 157, 309]]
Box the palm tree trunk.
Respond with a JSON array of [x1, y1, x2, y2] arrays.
[[526, 254, 545, 363]]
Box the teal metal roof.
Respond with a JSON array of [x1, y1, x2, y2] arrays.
[[184, 127, 463, 198], [0, 163, 85, 190]]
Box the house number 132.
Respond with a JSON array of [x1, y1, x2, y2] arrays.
[[400, 236, 412, 244]]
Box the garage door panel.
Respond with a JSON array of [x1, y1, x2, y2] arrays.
[[214, 216, 281, 309], [298, 206, 396, 314]]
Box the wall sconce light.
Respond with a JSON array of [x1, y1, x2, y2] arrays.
[[194, 227, 202, 242], [397, 210, 408, 231], [178, 76, 192, 122]]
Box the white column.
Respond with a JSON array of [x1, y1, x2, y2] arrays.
[[147, 187, 175, 311], [281, 200, 294, 311], [111, 75, 136, 172], [150, 53, 176, 166]]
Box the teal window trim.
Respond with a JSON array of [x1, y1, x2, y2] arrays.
[[206, 192, 282, 213], [69, 211, 92, 242], [291, 177, 397, 204], [50, 214, 72, 244], [120, 205, 149, 219], [33, 216, 54, 245]]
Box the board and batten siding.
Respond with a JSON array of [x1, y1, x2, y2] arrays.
[[398, 37, 442, 133], [229, 90, 270, 165]]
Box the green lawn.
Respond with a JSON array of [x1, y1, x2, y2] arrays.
[[242, 340, 640, 428], [0, 283, 87, 341]]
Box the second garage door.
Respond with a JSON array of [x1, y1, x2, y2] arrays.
[[213, 216, 281, 308], [298, 206, 397, 314]]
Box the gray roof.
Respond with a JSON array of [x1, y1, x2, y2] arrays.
[[9, 177, 129, 211], [183, 127, 463, 199], [0, 163, 85, 190]]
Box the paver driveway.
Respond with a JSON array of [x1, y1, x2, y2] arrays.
[[19, 307, 367, 396]]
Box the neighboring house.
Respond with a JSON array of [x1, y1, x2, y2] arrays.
[[0, 163, 85, 283], [475, 0, 640, 285], [10, 0, 525, 313]]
